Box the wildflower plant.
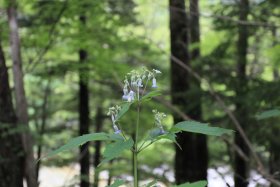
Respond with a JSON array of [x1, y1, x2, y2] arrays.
[[44, 67, 233, 187]]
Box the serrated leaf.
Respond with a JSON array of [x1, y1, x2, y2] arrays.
[[99, 138, 134, 166], [173, 180, 207, 187], [141, 90, 162, 102], [146, 130, 181, 150], [43, 133, 110, 159], [106, 179, 125, 187], [115, 102, 132, 121], [256, 109, 280, 120], [171, 121, 233, 136]]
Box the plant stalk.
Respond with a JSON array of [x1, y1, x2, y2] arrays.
[[133, 103, 140, 187], [133, 149, 138, 187]]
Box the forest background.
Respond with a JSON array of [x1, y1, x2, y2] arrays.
[[0, 0, 279, 187]]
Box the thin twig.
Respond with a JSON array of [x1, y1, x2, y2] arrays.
[[26, 1, 68, 73]]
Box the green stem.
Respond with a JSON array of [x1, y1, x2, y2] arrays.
[[133, 103, 140, 187], [138, 139, 159, 153], [133, 149, 138, 187]]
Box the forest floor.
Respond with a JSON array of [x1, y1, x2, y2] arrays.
[[36, 165, 269, 187]]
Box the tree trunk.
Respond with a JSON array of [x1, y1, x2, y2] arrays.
[[234, 0, 249, 186], [7, 1, 37, 187], [79, 14, 90, 187], [93, 107, 103, 187], [0, 37, 24, 187], [36, 80, 50, 180], [189, 0, 208, 181], [269, 28, 280, 187], [272, 28, 279, 80], [269, 130, 280, 187], [169, 0, 207, 184]]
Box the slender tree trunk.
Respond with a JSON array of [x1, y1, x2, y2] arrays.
[[270, 28, 280, 187], [234, 0, 249, 186], [36, 80, 50, 180], [79, 15, 90, 187], [169, 0, 207, 184], [269, 130, 280, 187], [7, 1, 37, 187], [272, 28, 279, 80], [93, 107, 103, 187], [0, 37, 24, 187], [189, 0, 208, 181]]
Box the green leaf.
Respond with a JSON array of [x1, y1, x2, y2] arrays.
[[100, 138, 134, 165], [43, 133, 110, 159], [108, 133, 125, 141], [171, 121, 233, 136], [160, 132, 182, 149], [106, 179, 125, 187], [160, 132, 177, 142], [146, 129, 181, 150], [141, 90, 162, 102], [256, 109, 280, 120], [142, 180, 157, 187], [148, 129, 176, 142], [148, 128, 166, 139], [173, 180, 207, 187], [115, 102, 132, 121]]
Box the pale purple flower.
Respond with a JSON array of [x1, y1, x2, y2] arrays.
[[122, 94, 129, 100], [159, 127, 166, 135], [137, 78, 143, 87], [152, 78, 157, 88], [127, 90, 135, 102], [113, 125, 121, 134]]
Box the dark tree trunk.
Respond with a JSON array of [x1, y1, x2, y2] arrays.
[[79, 15, 90, 187], [190, 0, 200, 60], [269, 129, 280, 187], [93, 107, 103, 187], [0, 39, 24, 187], [7, 1, 37, 187], [272, 28, 279, 80], [234, 0, 249, 186], [189, 0, 208, 181], [269, 28, 280, 187], [169, 0, 207, 184]]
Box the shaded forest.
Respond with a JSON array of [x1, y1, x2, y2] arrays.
[[0, 0, 280, 187]]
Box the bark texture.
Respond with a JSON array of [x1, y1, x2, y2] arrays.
[[234, 0, 250, 186], [79, 15, 90, 187], [169, 0, 208, 184], [269, 131, 280, 187], [0, 39, 24, 187], [188, 0, 208, 181], [93, 107, 103, 187], [7, 1, 37, 187], [36, 81, 50, 180], [269, 28, 280, 187]]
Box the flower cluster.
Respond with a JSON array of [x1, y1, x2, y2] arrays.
[[108, 68, 162, 135], [107, 105, 122, 134], [152, 109, 166, 134], [122, 68, 161, 102]]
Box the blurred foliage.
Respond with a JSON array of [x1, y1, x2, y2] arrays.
[[0, 0, 280, 185]]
